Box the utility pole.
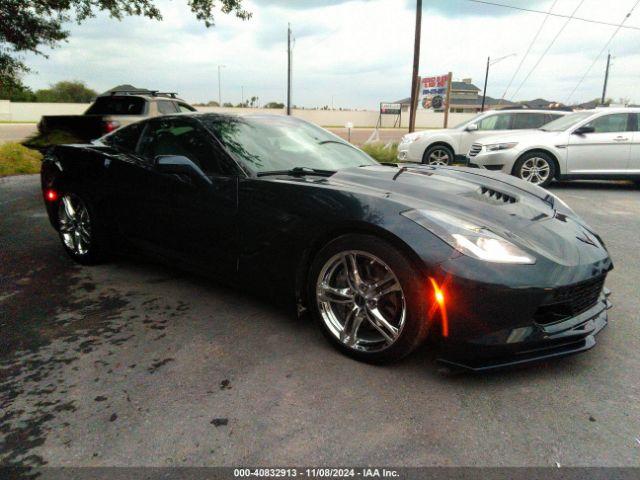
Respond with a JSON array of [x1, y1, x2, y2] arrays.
[[218, 64, 225, 106], [287, 23, 292, 115], [408, 0, 422, 133], [601, 52, 611, 105], [241, 86, 244, 106], [481, 57, 490, 112]]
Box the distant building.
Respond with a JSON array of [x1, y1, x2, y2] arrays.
[[394, 79, 516, 113]]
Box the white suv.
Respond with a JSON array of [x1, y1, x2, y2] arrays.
[[467, 108, 640, 187], [397, 109, 567, 165]]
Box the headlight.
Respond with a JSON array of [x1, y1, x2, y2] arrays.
[[485, 142, 518, 152], [402, 210, 536, 264], [401, 135, 419, 144]]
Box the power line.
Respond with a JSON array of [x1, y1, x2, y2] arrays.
[[467, 0, 640, 31], [499, 0, 558, 104], [509, 0, 585, 101], [565, 0, 640, 104]]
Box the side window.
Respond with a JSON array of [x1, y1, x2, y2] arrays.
[[176, 102, 196, 113], [478, 114, 512, 130], [512, 113, 548, 129], [138, 119, 236, 176], [544, 113, 563, 124], [157, 101, 178, 114], [103, 122, 144, 152], [585, 114, 631, 133]]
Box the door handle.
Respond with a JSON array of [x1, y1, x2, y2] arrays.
[[614, 136, 629, 142]]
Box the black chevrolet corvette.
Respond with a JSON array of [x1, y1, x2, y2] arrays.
[[40, 114, 613, 370]]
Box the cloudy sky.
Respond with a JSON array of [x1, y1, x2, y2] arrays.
[[22, 0, 640, 108]]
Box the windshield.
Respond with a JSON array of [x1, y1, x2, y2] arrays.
[[453, 112, 486, 129], [540, 112, 593, 131], [201, 115, 378, 173]]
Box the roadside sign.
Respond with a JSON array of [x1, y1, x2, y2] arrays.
[[419, 74, 449, 111], [380, 103, 402, 115]]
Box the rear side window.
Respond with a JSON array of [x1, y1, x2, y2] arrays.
[[478, 113, 512, 130], [86, 96, 145, 115], [157, 101, 178, 114], [102, 122, 144, 152], [512, 113, 550, 129], [177, 102, 196, 113]]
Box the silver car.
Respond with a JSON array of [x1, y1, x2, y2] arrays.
[[467, 108, 640, 186], [397, 109, 566, 165]]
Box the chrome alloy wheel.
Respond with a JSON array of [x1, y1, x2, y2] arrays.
[[57, 194, 92, 255], [520, 157, 551, 184], [316, 251, 407, 352], [428, 148, 450, 165]]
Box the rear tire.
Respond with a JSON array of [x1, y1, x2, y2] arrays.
[[512, 152, 555, 187], [422, 144, 454, 166], [56, 193, 109, 265], [308, 234, 432, 364]]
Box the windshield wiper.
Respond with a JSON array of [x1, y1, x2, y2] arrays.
[[318, 140, 355, 148], [257, 166, 336, 177]]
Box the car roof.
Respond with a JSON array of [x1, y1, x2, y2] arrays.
[[485, 109, 569, 114], [571, 107, 640, 114]]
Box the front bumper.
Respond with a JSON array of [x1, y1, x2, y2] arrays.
[[437, 286, 612, 372], [467, 148, 520, 174]]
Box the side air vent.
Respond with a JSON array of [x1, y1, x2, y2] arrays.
[[479, 186, 517, 204]]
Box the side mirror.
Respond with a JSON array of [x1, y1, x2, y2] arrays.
[[466, 123, 479, 132], [155, 155, 211, 186], [573, 125, 595, 135]]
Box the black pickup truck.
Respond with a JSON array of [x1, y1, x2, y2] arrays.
[[37, 87, 196, 142]]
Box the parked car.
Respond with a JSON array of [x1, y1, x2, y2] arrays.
[[41, 114, 612, 370], [37, 88, 196, 142], [467, 108, 640, 187], [397, 109, 568, 165]]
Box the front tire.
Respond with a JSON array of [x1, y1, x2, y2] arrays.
[[56, 193, 109, 265], [422, 144, 454, 166], [308, 234, 431, 364], [513, 152, 555, 187]]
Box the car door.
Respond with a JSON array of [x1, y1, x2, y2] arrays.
[[119, 117, 240, 278], [627, 113, 640, 174], [460, 112, 514, 153], [566, 113, 633, 174]]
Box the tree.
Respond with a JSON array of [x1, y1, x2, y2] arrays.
[[222, 102, 233, 107], [35, 80, 97, 102], [0, 1, 251, 88], [0, 81, 36, 101], [263, 102, 284, 109]]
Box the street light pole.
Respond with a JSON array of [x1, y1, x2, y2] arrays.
[[481, 56, 490, 112], [601, 52, 611, 105], [218, 65, 225, 106], [481, 53, 516, 112], [287, 23, 292, 115]]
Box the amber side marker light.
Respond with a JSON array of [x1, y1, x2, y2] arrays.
[[45, 189, 58, 202], [428, 277, 449, 338]]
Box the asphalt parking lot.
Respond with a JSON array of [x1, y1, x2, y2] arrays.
[[1, 174, 639, 469]]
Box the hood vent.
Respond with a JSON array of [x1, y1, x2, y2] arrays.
[[479, 186, 517, 205]]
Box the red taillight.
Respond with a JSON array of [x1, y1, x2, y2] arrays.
[[103, 120, 121, 133], [45, 189, 58, 202]]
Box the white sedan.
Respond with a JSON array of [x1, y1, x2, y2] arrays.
[[467, 108, 640, 187], [397, 109, 566, 165]]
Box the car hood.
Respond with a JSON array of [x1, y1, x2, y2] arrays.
[[475, 130, 564, 145], [318, 165, 608, 266]]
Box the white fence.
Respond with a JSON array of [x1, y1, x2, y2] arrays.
[[0, 100, 477, 129]]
